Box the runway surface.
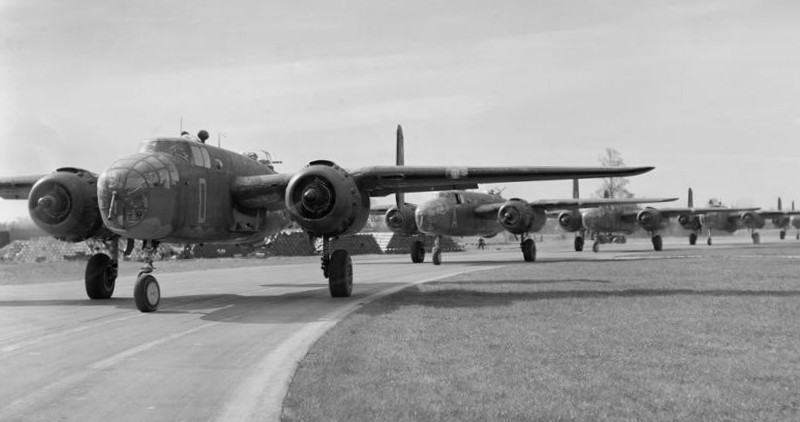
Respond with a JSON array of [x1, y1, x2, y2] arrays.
[[0, 234, 793, 421]]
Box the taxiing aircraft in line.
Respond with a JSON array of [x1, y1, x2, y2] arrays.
[[380, 127, 666, 264], [555, 181, 678, 252], [676, 189, 800, 245], [0, 127, 654, 312]]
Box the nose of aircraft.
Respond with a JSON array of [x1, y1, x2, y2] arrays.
[[97, 153, 177, 239], [414, 199, 450, 234]]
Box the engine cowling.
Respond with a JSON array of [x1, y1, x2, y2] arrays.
[[636, 209, 664, 231], [498, 199, 546, 234], [558, 210, 582, 232], [385, 204, 419, 236], [741, 211, 765, 229], [677, 214, 701, 231], [285, 160, 370, 237], [27, 168, 110, 242]]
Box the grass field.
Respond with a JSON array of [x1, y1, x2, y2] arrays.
[[282, 243, 800, 421]]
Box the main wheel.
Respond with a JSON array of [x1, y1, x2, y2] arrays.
[[752, 232, 760, 244], [328, 250, 353, 297], [432, 247, 442, 265], [652, 235, 663, 251], [574, 236, 584, 252], [85, 253, 116, 299], [592, 240, 600, 253], [522, 239, 536, 262], [689, 233, 698, 245], [780, 230, 786, 240], [707, 237, 713, 246], [410, 240, 425, 263], [134, 274, 160, 312]]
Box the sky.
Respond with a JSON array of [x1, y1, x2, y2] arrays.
[[2, 0, 800, 221]]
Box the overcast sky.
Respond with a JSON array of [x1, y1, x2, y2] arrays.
[[2, 0, 800, 221]]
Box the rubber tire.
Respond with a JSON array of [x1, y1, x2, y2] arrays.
[[432, 247, 442, 266], [85, 253, 115, 299], [780, 230, 786, 240], [328, 250, 353, 297], [752, 232, 760, 245], [592, 240, 600, 253], [652, 235, 663, 251], [707, 237, 713, 246], [574, 236, 584, 252], [689, 233, 697, 245], [410, 240, 425, 263], [134, 274, 160, 312], [522, 239, 536, 262]]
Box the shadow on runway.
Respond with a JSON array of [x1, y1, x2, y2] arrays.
[[357, 283, 800, 315]]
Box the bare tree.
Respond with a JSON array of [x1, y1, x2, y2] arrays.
[[594, 148, 634, 198]]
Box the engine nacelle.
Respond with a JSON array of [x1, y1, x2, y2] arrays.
[[498, 199, 546, 234], [27, 168, 110, 242], [384, 204, 419, 236], [677, 214, 701, 231], [557, 210, 583, 232], [792, 216, 800, 230], [741, 211, 765, 229], [772, 216, 790, 229], [285, 160, 370, 237], [636, 209, 664, 231]]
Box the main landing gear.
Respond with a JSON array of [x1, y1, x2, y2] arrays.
[[780, 230, 787, 240], [410, 238, 426, 263], [520, 234, 536, 262], [688, 232, 698, 245], [85, 237, 121, 300], [650, 234, 663, 251], [750, 231, 761, 245], [320, 236, 353, 297], [574, 232, 585, 252]]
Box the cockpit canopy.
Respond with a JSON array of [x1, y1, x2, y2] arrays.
[[242, 150, 279, 170], [140, 138, 211, 169]]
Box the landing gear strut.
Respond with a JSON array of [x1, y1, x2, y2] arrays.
[[320, 236, 352, 297], [85, 237, 120, 300], [134, 240, 161, 312]]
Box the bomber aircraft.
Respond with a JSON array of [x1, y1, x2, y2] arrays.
[[0, 128, 653, 312], [676, 189, 800, 245], [380, 127, 668, 264]]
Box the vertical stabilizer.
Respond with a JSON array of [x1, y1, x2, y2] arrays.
[[778, 197, 783, 211], [572, 179, 579, 199], [793, 200, 796, 211], [395, 125, 405, 208], [688, 187, 694, 208]]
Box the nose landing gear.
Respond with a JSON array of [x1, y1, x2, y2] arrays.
[[134, 240, 161, 312]]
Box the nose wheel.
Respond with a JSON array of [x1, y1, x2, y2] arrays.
[[320, 237, 353, 297], [134, 273, 161, 312]]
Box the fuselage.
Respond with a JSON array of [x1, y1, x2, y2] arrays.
[[414, 190, 503, 237], [97, 137, 291, 243], [699, 209, 742, 233]]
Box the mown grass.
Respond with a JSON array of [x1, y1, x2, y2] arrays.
[[282, 251, 800, 421]]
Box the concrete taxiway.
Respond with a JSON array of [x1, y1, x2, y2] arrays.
[[0, 253, 511, 421]]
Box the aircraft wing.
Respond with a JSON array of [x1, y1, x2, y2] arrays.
[[652, 206, 760, 217], [757, 210, 800, 218], [0, 175, 44, 200], [472, 197, 676, 217], [233, 165, 654, 208], [354, 165, 654, 197]]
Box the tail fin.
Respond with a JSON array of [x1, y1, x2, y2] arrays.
[[572, 179, 579, 199], [778, 197, 783, 211], [688, 187, 693, 208], [395, 125, 405, 208], [793, 200, 796, 211]]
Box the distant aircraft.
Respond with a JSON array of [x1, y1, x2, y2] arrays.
[[381, 127, 664, 264], [675, 189, 800, 245], [0, 127, 654, 312], [555, 182, 678, 252]]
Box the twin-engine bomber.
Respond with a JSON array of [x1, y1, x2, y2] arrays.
[[0, 128, 653, 312]]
